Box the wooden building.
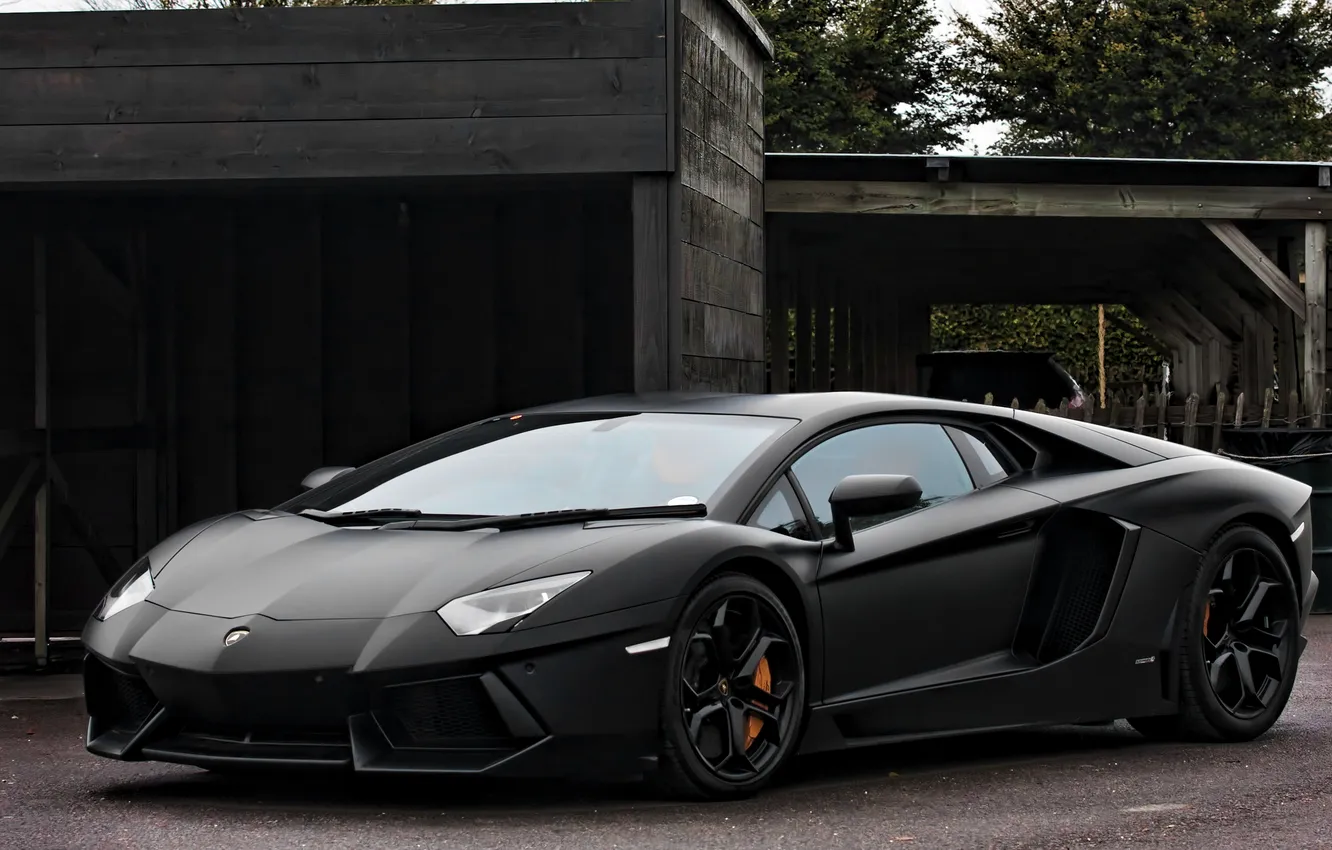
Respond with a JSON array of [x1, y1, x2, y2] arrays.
[[765, 153, 1331, 409], [0, 0, 771, 658], [2, 0, 1330, 667]]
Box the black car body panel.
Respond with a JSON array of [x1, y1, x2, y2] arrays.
[[83, 392, 1318, 780]]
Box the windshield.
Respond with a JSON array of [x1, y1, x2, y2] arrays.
[[287, 412, 794, 517]]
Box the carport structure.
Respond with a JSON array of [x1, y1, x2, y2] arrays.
[[0, 0, 772, 662], [763, 153, 1330, 415]]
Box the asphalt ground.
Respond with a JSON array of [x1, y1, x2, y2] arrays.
[[4, 618, 1332, 850]]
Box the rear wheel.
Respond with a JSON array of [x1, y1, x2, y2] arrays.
[[1129, 524, 1301, 742], [655, 573, 806, 800]]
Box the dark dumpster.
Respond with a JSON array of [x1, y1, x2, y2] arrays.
[[1221, 429, 1332, 613]]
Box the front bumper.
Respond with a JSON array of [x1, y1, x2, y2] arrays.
[[82, 598, 676, 779]]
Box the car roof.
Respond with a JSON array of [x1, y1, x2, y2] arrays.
[[513, 391, 1016, 422]]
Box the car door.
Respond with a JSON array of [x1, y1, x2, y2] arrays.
[[786, 420, 1060, 709]]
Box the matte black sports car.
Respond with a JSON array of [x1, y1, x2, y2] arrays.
[[83, 392, 1319, 799]]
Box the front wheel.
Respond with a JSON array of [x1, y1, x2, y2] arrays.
[[654, 573, 806, 800], [1130, 524, 1302, 742]]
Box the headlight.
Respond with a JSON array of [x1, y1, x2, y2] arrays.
[[437, 572, 591, 636], [94, 557, 154, 621]]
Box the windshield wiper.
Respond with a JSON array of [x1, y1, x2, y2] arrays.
[[297, 508, 489, 526], [379, 503, 708, 532]]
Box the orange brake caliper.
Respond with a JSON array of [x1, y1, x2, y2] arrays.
[[1203, 598, 1211, 639], [744, 656, 772, 749]]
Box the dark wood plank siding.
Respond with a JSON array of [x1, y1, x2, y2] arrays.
[[675, 0, 766, 392], [0, 2, 669, 185], [0, 3, 666, 68], [0, 177, 636, 633]]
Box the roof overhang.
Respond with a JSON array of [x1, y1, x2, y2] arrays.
[[764, 154, 1332, 220]]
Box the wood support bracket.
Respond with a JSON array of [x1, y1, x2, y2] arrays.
[[1204, 221, 1307, 320]]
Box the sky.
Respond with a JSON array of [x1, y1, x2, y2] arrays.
[[0, 0, 1006, 152]]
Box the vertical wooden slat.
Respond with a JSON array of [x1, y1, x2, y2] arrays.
[[173, 202, 238, 524], [794, 257, 812, 392], [1304, 221, 1327, 427], [766, 215, 789, 394], [129, 227, 156, 558], [632, 175, 670, 393], [410, 195, 499, 436], [32, 231, 49, 667], [155, 222, 178, 538], [1277, 236, 1301, 410], [1183, 393, 1199, 447], [832, 271, 848, 392], [813, 267, 830, 392], [237, 199, 324, 506], [498, 190, 586, 409], [326, 198, 410, 461], [878, 289, 897, 393], [582, 183, 634, 398], [862, 281, 877, 391]]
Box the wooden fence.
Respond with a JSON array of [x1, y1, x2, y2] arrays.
[[977, 386, 1332, 452]]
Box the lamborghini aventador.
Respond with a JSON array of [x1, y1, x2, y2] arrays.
[[82, 392, 1319, 799]]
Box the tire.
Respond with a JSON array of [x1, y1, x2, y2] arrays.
[[654, 572, 807, 800], [1129, 524, 1302, 743]]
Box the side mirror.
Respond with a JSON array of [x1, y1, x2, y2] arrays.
[[300, 466, 355, 491], [828, 474, 922, 551]]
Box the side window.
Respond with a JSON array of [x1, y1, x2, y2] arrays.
[[949, 427, 1010, 487], [747, 475, 814, 540], [790, 423, 975, 538]]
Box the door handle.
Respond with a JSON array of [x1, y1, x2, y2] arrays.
[[995, 520, 1036, 540]]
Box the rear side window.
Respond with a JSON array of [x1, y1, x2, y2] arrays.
[[947, 427, 1010, 487]]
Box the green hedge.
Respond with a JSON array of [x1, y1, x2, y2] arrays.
[[930, 304, 1164, 390]]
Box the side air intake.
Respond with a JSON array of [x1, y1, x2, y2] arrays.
[[1014, 509, 1135, 664]]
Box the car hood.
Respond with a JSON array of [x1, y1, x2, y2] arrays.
[[145, 511, 654, 621]]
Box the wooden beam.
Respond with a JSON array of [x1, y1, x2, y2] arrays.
[[1204, 221, 1307, 319], [0, 115, 669, 185], [632, 175, 671, 392], [0, 59, 667, 127], [1305, 221, 1327, 426], [1162, 290, 1227, 345], [766, 180, 1332, 221], [0, 2, 667, 68]]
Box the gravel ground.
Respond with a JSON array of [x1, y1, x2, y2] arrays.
[[3, 617, 1331, 850]]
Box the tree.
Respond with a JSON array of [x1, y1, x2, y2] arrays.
[[750, 0, 964, 153], [953, 0, 1332, 159]]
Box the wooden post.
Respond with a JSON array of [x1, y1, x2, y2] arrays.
[[1132, 393, 1145, 433], [766, 217, 789, 394], [1211, 386, 1226, 452], [1183, 393, 1200, 447], [33, 232, 50, 668], [1234, 392, 1245, 427], [1277, 236, 1301, 412], [1304, 221, 1327, 427]]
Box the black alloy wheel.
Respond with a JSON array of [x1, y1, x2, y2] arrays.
[[1130, 524, 1302, 742], [1199, 546, 1297, 719], [656, 573, 805, 799]]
